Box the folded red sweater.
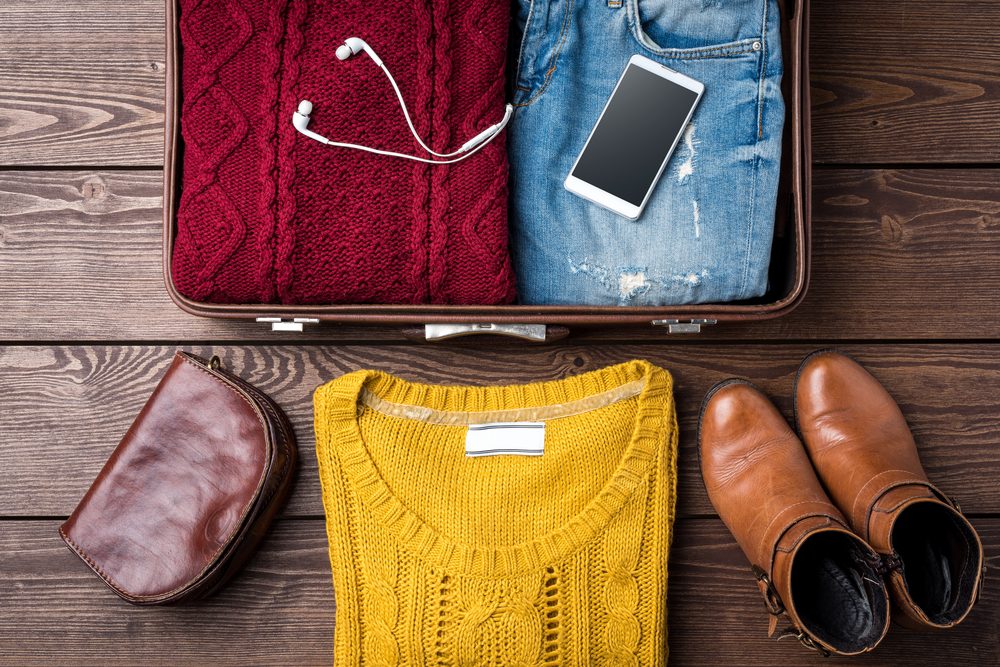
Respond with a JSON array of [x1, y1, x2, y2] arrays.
[[174, 0, 516, 305]]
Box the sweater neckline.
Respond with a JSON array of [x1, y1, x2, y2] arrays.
[[323, 360, 672, 578]]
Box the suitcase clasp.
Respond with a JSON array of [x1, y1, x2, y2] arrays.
[[651, 319, 716, 334], [256, 317, 320, 332], [424, 323, 548, 342]]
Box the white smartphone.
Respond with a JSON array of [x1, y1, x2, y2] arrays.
[[564, 54, 704, 220]]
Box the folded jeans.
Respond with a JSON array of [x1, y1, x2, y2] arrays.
[[508, 0, 785, 305]]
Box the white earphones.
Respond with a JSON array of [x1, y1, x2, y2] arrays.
[[292, 37, 514, 165], [335, 37, 373, 64]]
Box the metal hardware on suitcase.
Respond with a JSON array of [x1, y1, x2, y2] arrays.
[[163, 0, 810, 341]]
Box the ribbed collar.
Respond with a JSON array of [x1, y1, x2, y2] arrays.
[[316, 360, 673, 577]]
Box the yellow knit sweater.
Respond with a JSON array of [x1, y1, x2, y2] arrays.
[[313, 360, 678, 666]]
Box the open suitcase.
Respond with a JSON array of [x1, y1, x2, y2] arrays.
[[163, 0, 810, 342]]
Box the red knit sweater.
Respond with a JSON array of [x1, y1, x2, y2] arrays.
[[173, 0, 516, 305]]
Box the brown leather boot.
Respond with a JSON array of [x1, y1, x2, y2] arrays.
[[699, 380, 890, 656], [795, 350, 985, 630]]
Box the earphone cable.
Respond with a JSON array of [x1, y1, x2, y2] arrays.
[[291, 37, 513, 163], [375, 59, 469, 158], [321, 129, 496, 164], [373, 56, 511, 158]]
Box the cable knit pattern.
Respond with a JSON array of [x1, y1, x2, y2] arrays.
[[502, 574, 545, 666], [314, 361, 678, 665], [253, 0, 290, 302], [603, 482, 648, 666], [174, 0, 515, 305], [448, 0, 517, 304], [427, 0, 454, 301], [407, 0, 436, 303], [454, 579, 500, 664], [364, 524, 400, 666], [174, 0, 255, 301], [272, 0, 307, 302]]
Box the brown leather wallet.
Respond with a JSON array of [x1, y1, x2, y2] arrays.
[[59, 351, 297, 604]]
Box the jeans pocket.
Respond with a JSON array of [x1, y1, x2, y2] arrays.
[[511, 0, 574, 107], [626, 0, 767, 59]]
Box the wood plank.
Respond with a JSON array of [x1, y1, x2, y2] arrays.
[[3, 1, 1000, 165], [766, 168, 1000, 338], [0, 519, 334, 666], [811, 0, 1000, 163], [0, 1, 165, 166], [1, 517, 996, 665], [2, 169, 1000, 341], [3, 344, 999, 518]]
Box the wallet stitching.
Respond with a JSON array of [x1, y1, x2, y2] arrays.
[[59, 525, 136, 600], [178, 354, 272, 511], [217, 366, 293, 472], [180, 355, 295, 549], [228, 378, 294, 506], [64, 354, 292, 603], [124, 353, 274, 600], [182, 369, 296, 595]]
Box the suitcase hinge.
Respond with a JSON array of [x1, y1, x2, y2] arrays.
[[651, 318, 717, 334], [256, 317, 319, 332]]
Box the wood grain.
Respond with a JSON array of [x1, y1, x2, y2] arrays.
[[0, 1, 165, 166], [3, 1, 1000, 165], [2, 2, 999, 665], [2, 169, 1000, 341], [811, 0, 1000, 163], [784, 168, 1000, 336], [1, 517, 996, 666], [3, 344, 999, 518], [0, 519, 334, 667]]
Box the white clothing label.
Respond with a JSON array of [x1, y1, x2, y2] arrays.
[[465, 422, 545, 457]]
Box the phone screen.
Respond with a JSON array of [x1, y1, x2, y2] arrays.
[[571, 64, 699, 206]]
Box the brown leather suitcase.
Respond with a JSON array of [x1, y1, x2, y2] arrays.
[[163, 0, 810, 342]]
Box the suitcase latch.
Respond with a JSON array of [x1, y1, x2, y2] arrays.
[[255, 317, 320, 332], [651, 318, 717, 334], [424, 323, 547, 342]]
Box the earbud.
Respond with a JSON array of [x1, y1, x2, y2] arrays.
[[291, 100, 328, 144], [335, 37, 381, 66], [290, 36, 511, 164]]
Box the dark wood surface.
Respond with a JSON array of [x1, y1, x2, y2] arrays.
[[4, 344, 999, 519], [3, 519, 998, 667], [5, 1, 1000, 166], [1, 1, 999, 665], [2, 168, 999, 341]]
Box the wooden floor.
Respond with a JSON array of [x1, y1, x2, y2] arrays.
[[2, 1, 999, 665]]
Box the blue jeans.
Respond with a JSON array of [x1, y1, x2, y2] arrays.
[[509, 0, 784, 305]]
